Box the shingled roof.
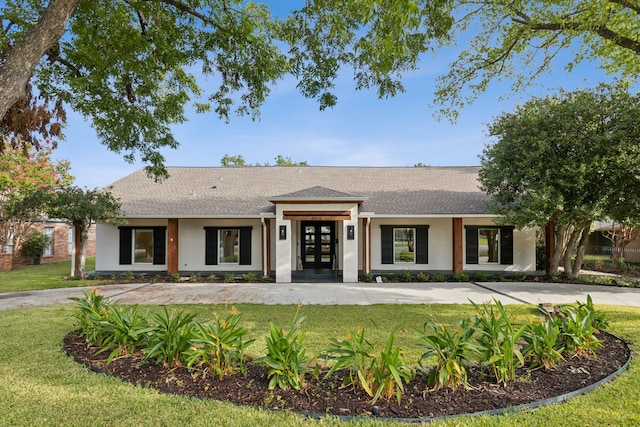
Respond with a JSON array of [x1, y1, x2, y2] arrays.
[[106, 166, 491, 217]]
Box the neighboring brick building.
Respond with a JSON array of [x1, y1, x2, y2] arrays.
[[1, 221, 96, 271]]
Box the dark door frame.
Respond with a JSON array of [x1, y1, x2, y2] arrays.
[[301, 221, 336, 269]]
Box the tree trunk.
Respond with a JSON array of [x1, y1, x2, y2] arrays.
[[562, 226, 581, 274], [570, 221, 592, 278], [73, 219, 89, 279], [548, 223, 565, 276], [0, 0, 79, 120]]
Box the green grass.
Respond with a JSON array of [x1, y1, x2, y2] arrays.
[[1, 303, 639, 426], [0, 257, 109, 293]]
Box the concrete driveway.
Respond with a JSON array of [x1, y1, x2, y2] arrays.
[[2, 281, 640, 311]]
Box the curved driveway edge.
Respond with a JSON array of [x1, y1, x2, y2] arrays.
[[3, 281, 640, 311]]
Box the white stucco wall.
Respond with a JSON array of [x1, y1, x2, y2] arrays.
[[96, 219, 168, 273], [369, 217, 453, 272], [178, 218, 262, 272]]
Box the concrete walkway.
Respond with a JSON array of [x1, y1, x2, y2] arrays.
[[2, 281, 640, 311]]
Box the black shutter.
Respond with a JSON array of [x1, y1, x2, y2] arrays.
[[381, 225, 393, 264], [415, 226, 429, 264], [153, 227, 166, 265], [500, 226, 514, 265], [205, 227, 218, 265], [239, 227, 252, 265], [119, 227, 132, 265], [465, 226, 479, 265]]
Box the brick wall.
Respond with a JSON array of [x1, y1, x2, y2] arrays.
[[1, 222, 97, 271]]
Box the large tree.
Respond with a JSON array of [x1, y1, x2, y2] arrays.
[[479, 84, 640, 278], [1, 0, 453, 179], [46, 186, 123, 278], [435, 1, 640, 117]]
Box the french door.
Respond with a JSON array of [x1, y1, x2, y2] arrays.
[[302, 221, 335, 268]]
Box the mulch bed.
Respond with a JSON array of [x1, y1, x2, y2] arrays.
[[63, 332, 630, 420]]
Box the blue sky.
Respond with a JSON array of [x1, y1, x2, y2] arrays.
[[50, 8, 619, 189]]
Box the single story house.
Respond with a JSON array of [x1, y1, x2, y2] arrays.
[[96, 166, 536, 282]]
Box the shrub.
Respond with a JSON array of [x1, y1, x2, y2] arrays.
[[433, 273, 446, 282], [95, 304, 151, 364], [185, 307, 254, 378], [418, 318, 478, 391], [398, 270, 412, 282], [553, 295, 606, 359], [473, 271, 490, 281], [471, 299, 527, 383], [170, 273, 181, 282], [69, 288, 113, 345], [190, 273, 201, 282], [22, 233, 51, 265], [453, 273, 469, 282], [242, 272, 258, 282], [416, 272, 430, 282], [143, 307, 198, 366], [362, 272, 374, 282], [324, 325, 413, 404], [224, 273, 236, 283], [255, 311, 309, 390], [522, 318, 565, 370]]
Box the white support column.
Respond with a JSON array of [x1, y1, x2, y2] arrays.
[[275, 219, 292, 283], [342, 209, 359, 282]]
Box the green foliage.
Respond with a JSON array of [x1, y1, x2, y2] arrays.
[[416, 272, 430, 282], [189, 273, 201, 282], [479, 84, 640, 277], [143, 307, 197, 367], [224, 273, 236, 283], [22, 233, 51, 265], [435, 1, 640, 117], [242, 272, 258, 282], [362, 272, 374, 282], [94, 304, 151, 364], [473, 271, 490, 282], [69, 288, 112, 345], [471, 300, 527, 383], [418, 318, 478, 391], [452, 273, 469, 282], [185, 307, 254, 378], [3, 1, 454, 178], [398, 270, 412, 282], [553, 295, 607, 359], [170, 273, 181, 283], [255, 311, 309, 391], [522, 318, 565, 371], [324, 325, 414, 404]]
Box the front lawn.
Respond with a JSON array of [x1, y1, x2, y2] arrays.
[[0, 257, 107, 293], [1, 303, 639, 426]]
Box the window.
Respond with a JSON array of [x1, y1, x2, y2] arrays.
[[204, 227, 252, 265], [134, 229, 154, 263], [219, 229, 239, 264], [465, 226, 513, 265], [394, 227, 415, 263], [119, 227, 166, 265], [43, 227, 54, 257], [479, 228, 499, 263], [381, 225, 429, 265]]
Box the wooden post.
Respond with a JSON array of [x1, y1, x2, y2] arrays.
[[167, 219, 179, 275], [452, 218, 463, 275]]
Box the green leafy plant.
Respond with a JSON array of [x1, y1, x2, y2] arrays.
[[170, 273, 181, 282], [398, 270, 412, 282], [473, 271, 490, 281], [362, 272, 374, 282], [224, 273, 236, 283], [453, 273, 470, 282], [22, 233, 51, 265], [208, 274, 218, 281], [418, 318, 478, 390], [242, 272, 257, 282], [416, 272, 430, 282], [94, 304, 151, 364], [522, 317, 565, 370], [69, 288, 113, 345], [123, 270, 134, 281], [189, 273, 201, 282], [553, 297, 605, 359], [185, 307, 254, 378], [471, 299, 527, 383], [255, 311, 309, 390], [143, 307, 198, 366], [324, 325, 413, 404]]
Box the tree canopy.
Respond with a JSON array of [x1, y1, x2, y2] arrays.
[[1, 0, 453, 179], [220, 154, 307, 167], [435, 1, 640, 118], [479, 84, 640, 277]]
